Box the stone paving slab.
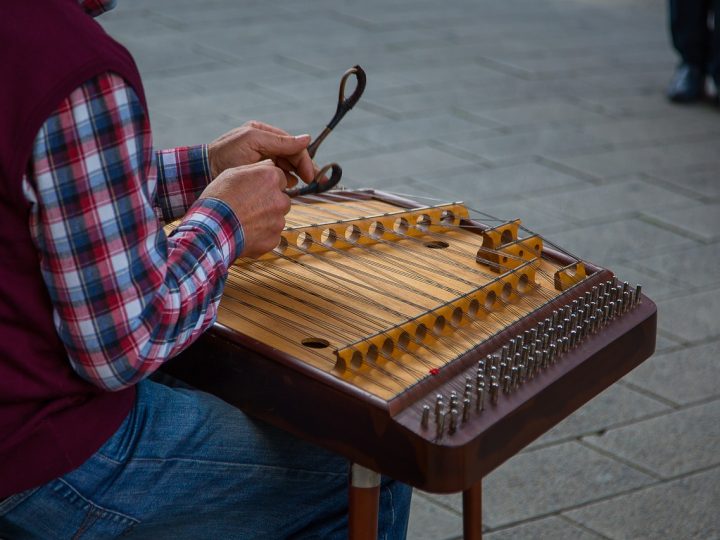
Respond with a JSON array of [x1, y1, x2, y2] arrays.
[[583, 399, 720, 478], [411, 162, 592, 205], [604, 261, 687, 302], [629, 242, 720, 291], [649, 165, 720, 200], [550, 138, 720, 181], [530, 178, 699, 223], [642, 203, 720, 243], [407, 493, 463, 540], [485, 516, 605, 540], [656, 287, 720, 342], [623, 340, 720, 406], [565, 467, 720, 540], [538, 217, 694, 267], [424, 442, 654, 529], [528, 383, 671, 449]]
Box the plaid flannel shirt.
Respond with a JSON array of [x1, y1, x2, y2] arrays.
[[22, 71, 244, 391]]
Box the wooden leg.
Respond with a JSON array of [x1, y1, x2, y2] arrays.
[[463, 481, 482, 540], [348, 463, 381, 540]]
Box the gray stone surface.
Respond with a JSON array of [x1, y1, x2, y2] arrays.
[[623, 341, 720, 406], [656, 287, 720, 342], [642, 203, 720, 243], [407, 493, 463, 540], [566, 467, 720, 540], [540, 217, 694, 267], [530, 178, 699, 222], [583, 399, 720, 478], [102, 0, 720, 537], [528, 383, 671, 448], [485, 516, 605, 540], [629, 242, 720, 291], [424, 442, 654, 529]]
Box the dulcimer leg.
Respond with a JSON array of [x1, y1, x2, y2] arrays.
[[348, 463, 381, 540], [463, 481, 483, 540]]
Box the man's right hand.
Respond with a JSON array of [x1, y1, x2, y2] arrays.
[[197, 160, 290, 258]]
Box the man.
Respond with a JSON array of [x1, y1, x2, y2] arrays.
[[666, 0, 719, 103], [0, 0, 411, 537]]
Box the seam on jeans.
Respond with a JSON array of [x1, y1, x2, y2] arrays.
[[0, 487, 40, 516], [57, 479, 140, 525], [72, 509, 100, 540], [114, 457, 349, 478]]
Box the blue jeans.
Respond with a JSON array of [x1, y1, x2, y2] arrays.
[[0, 379, 411, 539]]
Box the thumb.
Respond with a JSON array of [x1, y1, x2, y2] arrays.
[[253, 131, 311, 157]]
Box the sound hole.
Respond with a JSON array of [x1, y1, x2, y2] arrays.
[[440, 210, 455, 225], [394, 217, 409, 234], [274, 236, 288, 254], [297, 232, 313, 250], [369, 221, 385, 240], [302, 337, 330, 349], [416, 214, 432, 232], [518, 273, 529, 293], [501, 282, 513, 300], [345, 225, 361, 243], [424, 241, 449, 249], [321, 228, 337, 247], [468, 299, 480, 317]]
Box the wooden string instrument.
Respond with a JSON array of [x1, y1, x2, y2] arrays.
[[164, 189, 657, 493]]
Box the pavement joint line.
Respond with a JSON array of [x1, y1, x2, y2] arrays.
[[519, 406, 679, 454], [355, 101, 405, 121], [479, 477, 659, 534], [619, 381, 720, 413], [557, 513, 613, 540], [636, 172, 716, 203], [484, 463, 707, 533], [413, 491, 462, 517], [556, 462, 720, 515], [425, 140, 492, 166], [272, 54, 329, 77], [577, 395, 720, 468], [532, 155, 603, 184], [637, 212, 720, 245]]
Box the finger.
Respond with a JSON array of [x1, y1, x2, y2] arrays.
[[276, 156, 310, 185], [272, 165, 288, 191], [251, 130, 311, 159], [284, 171, 298, 189], [277, 150, 315, 183], [246, 120, 291, 137]]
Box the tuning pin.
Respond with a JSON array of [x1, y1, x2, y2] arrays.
[[462, 399, 471, 422], [491, 382, 500, 404], [449, 409, 458, 434], [421, 405, 430, 428]]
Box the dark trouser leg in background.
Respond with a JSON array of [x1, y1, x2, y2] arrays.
[[670, 0, 711, 68]]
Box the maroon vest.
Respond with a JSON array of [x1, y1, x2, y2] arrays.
[[0, 0, 142, 497]]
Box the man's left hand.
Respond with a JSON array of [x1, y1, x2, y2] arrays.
[[208, 121, 315, 188]]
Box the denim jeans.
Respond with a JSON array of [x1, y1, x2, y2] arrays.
[[0, 379, 411, 539]]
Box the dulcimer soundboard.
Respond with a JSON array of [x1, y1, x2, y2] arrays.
[[164, 189, 657, 493]]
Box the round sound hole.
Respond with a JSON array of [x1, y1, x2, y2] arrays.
[[302, 337, 330, 349], [424, 241, 449, 249]]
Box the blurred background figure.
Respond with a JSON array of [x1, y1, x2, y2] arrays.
[[667, 0, 719, 103]]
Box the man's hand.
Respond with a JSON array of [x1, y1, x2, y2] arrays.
[[197, 160, 290, 258], [208, 121, 315, 188]]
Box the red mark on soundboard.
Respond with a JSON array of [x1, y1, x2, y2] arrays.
[[429, 368, 439, 376]]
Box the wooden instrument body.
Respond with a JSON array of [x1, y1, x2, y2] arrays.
[[164, 190, 657, 493]]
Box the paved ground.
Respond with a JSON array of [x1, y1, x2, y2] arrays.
[[103, 0, 719, 538]]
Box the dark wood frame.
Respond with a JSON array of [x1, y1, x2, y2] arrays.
[[163, 189, 657, 537]]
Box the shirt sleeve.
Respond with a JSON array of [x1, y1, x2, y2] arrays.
[[23, 71, 245, 391], [155, 145, 213, 223]]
